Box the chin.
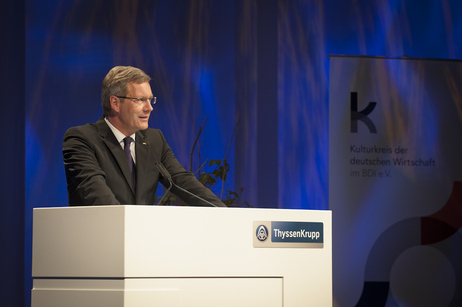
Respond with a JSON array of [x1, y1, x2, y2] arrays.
[[138, 124, 149, 131]]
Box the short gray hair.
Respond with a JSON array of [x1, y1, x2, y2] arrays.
[[101, 66, 151, 116]]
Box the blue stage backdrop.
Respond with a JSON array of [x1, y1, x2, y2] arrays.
[[1, 0, 458, 306]]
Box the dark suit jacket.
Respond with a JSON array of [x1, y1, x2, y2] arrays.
[[63, 116, 226, 207]]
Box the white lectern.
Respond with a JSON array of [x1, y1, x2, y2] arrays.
[[32, 206, 332, 307]]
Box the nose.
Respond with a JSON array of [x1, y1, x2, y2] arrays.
[[143, 99, 153, 112], [145, 102, 153, 112]]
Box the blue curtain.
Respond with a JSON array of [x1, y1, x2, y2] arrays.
[[1, 0, 461, 305]]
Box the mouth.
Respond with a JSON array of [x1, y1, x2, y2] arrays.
[[139, 116, 149, 122]]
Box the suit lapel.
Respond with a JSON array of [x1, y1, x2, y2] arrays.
[[96, 117, 136, 194]]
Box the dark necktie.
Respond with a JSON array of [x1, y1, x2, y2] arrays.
[[123, 137, 136, 187]]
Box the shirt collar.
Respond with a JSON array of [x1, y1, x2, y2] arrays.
[[104, 117, 136, 144]]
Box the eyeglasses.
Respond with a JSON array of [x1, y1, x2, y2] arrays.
[[116, 96, 157, 106]]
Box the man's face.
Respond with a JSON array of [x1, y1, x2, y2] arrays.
[[113, 81, 154, 136]]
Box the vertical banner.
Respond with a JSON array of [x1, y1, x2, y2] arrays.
[[329, 56, 462, 306]]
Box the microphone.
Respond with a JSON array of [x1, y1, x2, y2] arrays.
[[155, 161, 218, 207], [155, 161, 172, 205]]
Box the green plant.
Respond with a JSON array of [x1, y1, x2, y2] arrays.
[[199, 158, 250, 207], [157, 116, 251, 208]]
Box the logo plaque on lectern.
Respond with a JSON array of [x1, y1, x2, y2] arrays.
[[253, 221, 324, 248]]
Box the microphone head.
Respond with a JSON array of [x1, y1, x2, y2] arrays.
[[155, 161, 172, 181]]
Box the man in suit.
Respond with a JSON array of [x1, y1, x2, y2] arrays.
[[63, 66, 226, 207]]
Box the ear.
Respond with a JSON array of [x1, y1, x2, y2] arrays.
[[109, 96, 120, 113]]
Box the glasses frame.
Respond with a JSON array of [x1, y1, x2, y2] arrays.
[[116, 96, 156, 106]]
